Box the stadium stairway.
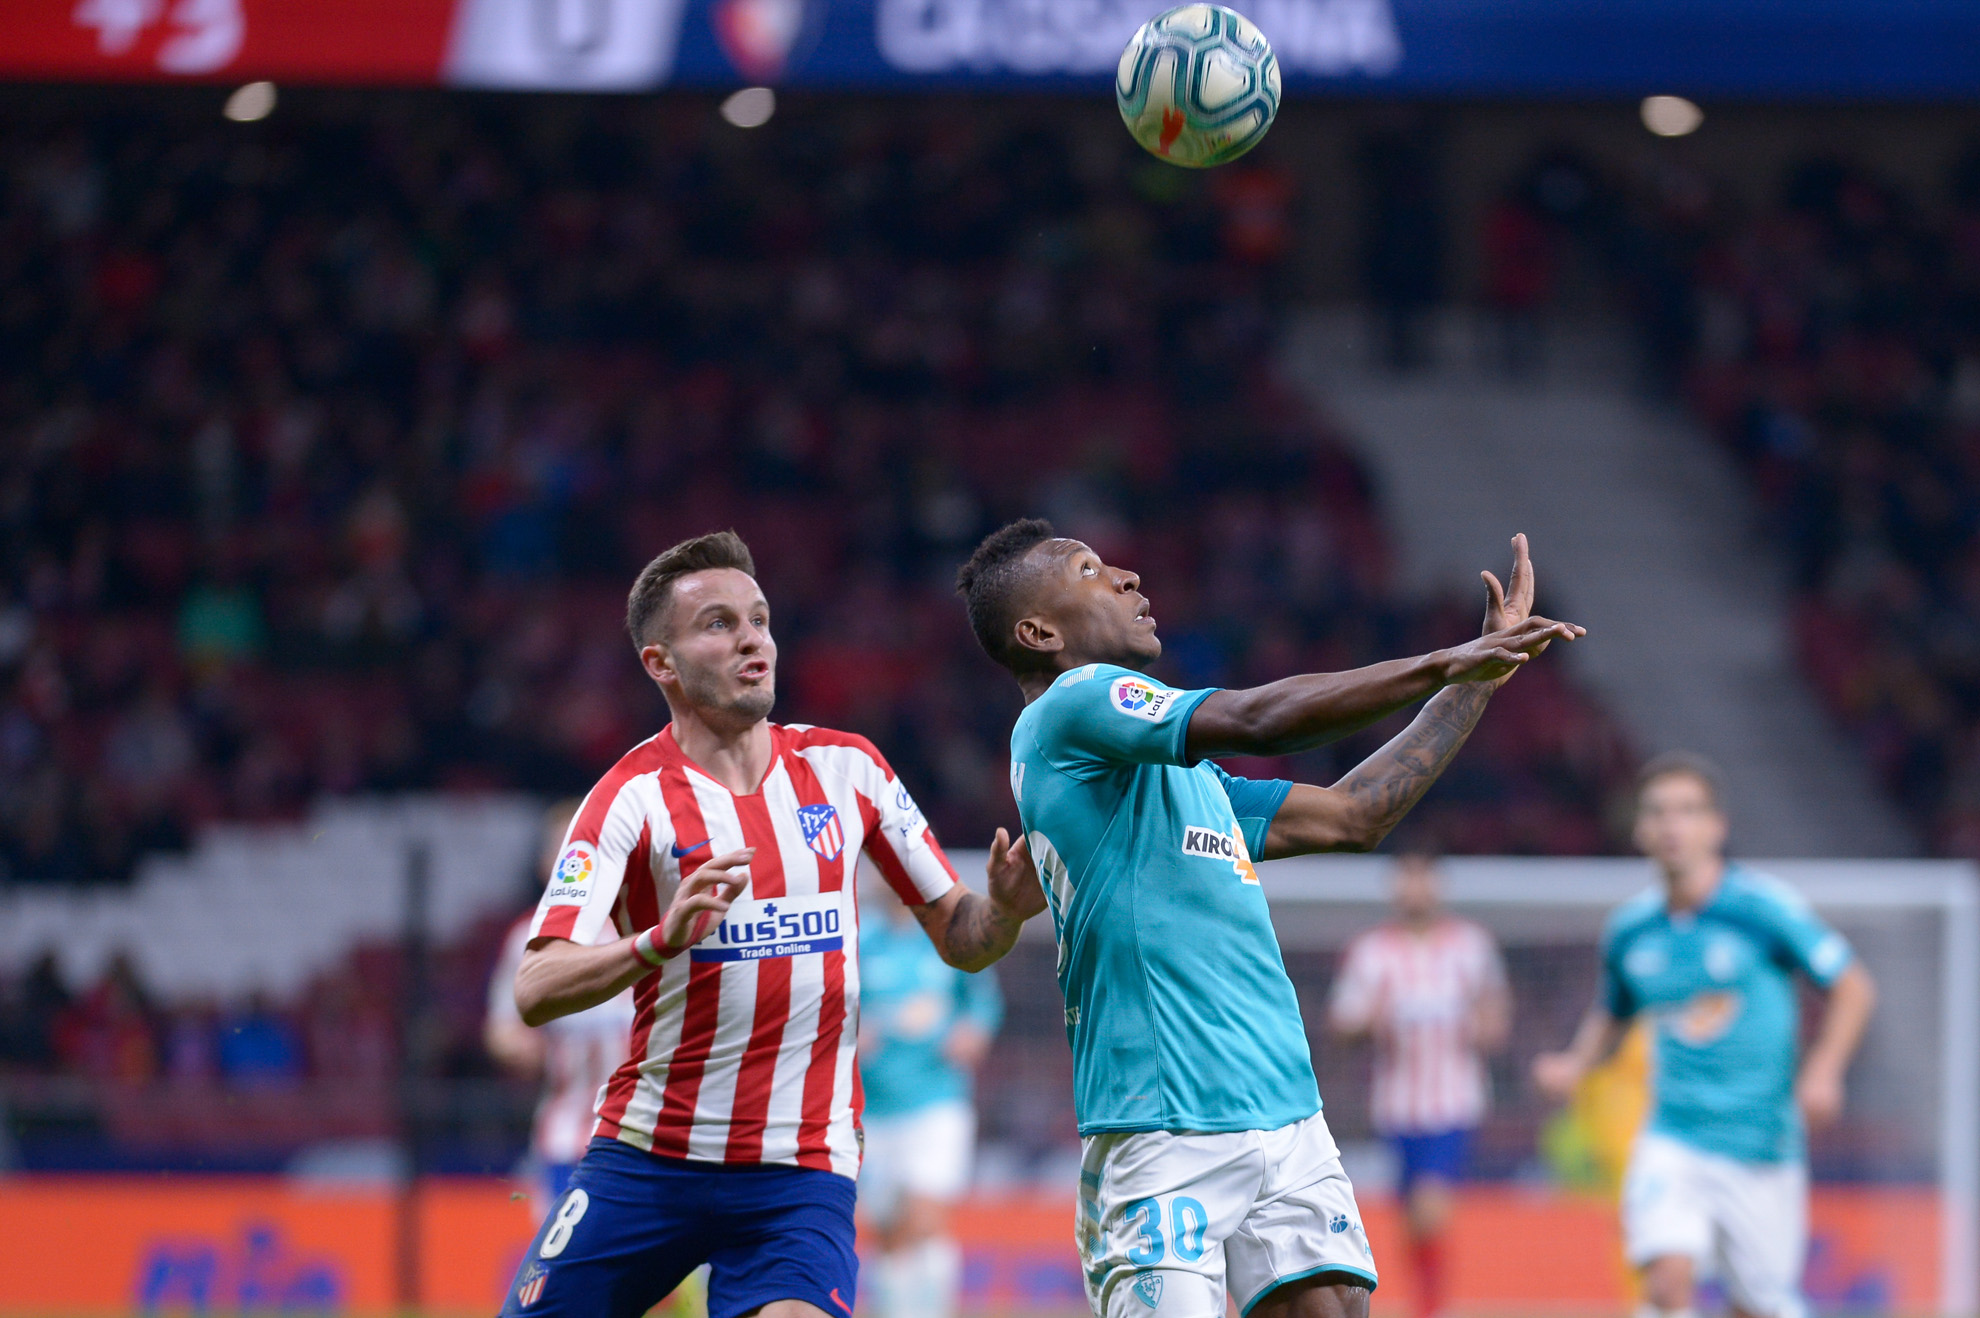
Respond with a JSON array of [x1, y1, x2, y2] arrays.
[[1283, 309, 1914, 857], [0, 796, 541, 1002]]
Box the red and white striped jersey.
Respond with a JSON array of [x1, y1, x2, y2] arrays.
[[529, 722, 958, 1180], [1328, 918, 1508, 1134], [487, 915, 636, 1165]]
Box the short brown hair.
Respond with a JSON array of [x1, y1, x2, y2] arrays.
[[1636, 750, 1726, 811], [626, 531, 757, 646]]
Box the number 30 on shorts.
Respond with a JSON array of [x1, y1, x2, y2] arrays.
[[539, 1189, 590, 1259], [1123, 1195, 1209, 1265]]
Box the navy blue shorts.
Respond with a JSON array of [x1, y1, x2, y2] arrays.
[[500, 1137, 858, 1318], [1391, 1127, 1472, 1194]]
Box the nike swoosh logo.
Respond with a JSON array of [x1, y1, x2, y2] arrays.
[[670, 838, 712, 859], [829, 1289, 853, 1315]]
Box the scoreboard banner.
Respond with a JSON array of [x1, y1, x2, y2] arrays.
[[7, 0, 1980, 97]]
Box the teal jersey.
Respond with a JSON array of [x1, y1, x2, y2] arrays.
[[1601, 865, 1853, 1164], [857, 912, 1004, 1119], [1010, 663, 1313, 1136]]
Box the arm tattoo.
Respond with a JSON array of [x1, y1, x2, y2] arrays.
[[935, 891, 1023, 972], [1333, 682, 1495, 843]]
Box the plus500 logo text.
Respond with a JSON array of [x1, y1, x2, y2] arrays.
[[692, 893, 844, 963]]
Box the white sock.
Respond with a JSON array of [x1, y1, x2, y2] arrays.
[[912, 1237, 962, 1318]]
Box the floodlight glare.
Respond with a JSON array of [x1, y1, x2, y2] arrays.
[[720, 88, 777, 129], [1641, 95, 1703, 137], [225, 82, 277, 123]]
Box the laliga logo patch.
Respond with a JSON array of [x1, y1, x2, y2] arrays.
[[1132, 1270, 1163, 1307], [712, 0, 809, 80], [1110, 676, 1176, 722], [546, 842, 597, 902], [515, 1260, 548, 1308]]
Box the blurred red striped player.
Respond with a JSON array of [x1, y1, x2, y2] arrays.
[[498, 531, 1041, 1318], [1329, 854, 1510, 1318]]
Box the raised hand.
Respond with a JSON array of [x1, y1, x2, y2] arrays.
[[986, 827, 1046, 923], [1445, 534, 1585, 684], [660, 847, 753, 953]]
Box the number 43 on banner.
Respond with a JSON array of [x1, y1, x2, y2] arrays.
[[73, 0, 243, 75]]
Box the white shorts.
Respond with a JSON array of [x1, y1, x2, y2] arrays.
[[1623, 1130, 1808, 1318], [859, 1099, 976, 1226], [1078, 1111, 1378, 1318]]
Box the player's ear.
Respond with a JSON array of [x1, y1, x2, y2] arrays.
[[1012, 615, 1063, 656], [640, 640, 677, 688]]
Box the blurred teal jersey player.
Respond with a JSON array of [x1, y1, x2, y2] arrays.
[[1537, 755, 1877, 1318], [955, 521, 1582, 1318], [1602, 865, 1852, 1163], [857, 880, 1004, 1318]]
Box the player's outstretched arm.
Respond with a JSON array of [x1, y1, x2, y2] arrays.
[[1258, 680, 1500, 857], [1532, 1005, 1627, 1101], [514, 848, 752, 1026], [1796, 961, 1876, 1127], [1185, 534, 1582, 761], [912, 828, 1046, 974], [1256, 537, 1583, 858]]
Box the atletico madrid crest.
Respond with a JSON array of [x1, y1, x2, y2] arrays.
[[515, 1261, 548, 1308], [797, 803, 844, 860]]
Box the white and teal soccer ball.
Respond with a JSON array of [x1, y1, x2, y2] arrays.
[[1116, 4, 1281, 169]]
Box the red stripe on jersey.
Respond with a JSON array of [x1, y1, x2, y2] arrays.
[[783, 747, 856, 1165], [722, 782, 791, 1164], [537, 904, 579, 942], [782, 747, 848, 894], [648, 759, 725, 1159], [796, 943, 847, 1171], [568, 734, 668, 847], [595, 822, 657, 1137]]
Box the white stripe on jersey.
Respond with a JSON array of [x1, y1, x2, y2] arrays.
[[527, 723, 954, 1177]]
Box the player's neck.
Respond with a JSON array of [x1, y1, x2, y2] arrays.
[[1659, 856, 1725, 913], [667, 708, 774, 796]]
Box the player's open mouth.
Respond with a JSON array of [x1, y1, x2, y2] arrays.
[[737, 661, 771, 680]]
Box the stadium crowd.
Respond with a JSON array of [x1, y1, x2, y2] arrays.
[[0, 96, 1640, 1160], [0, 91, 1634, 898], [1511, 144, 1980, 853]]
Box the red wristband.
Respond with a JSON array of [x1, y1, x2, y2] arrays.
[[632, 927, 678, 967]]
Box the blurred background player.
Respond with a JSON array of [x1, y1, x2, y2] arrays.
[[1328, 852, 1510, 1318], [486, 798, 638, 1213], [1534, 754, 1877, 1318], [856, 872, 1004, 1318]]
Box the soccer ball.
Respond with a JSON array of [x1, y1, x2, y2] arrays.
[[1116, 4, 1281, 169]]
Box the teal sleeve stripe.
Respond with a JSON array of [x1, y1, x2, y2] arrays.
[[1240, 1262, 1380, 1316]]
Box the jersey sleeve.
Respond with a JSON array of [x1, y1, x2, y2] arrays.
[[1034, 664, 1218, 780], [1600, 927, 1639, 1020], [843, 738, 958, 906], [1750, 877, 1854, 986], [529, 777, 646, 947], [1209, 762, 1293, 858]]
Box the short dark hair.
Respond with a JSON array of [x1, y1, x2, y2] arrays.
[[955, 518, 1056, 675], [1636, 750, 1726, 811], [626, 530, 757, 646]]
